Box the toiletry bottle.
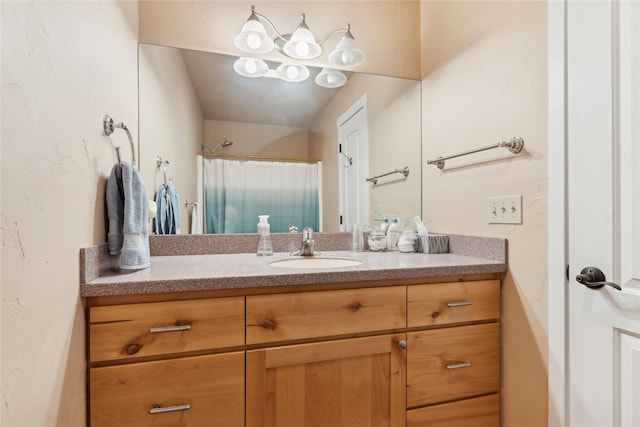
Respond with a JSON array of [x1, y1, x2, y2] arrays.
[[257, 215, 273, 256], [380, 216, 389, 234], [386, 216, 401, 251]]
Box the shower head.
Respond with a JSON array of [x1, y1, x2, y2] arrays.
[[202, 137, 234, 154]]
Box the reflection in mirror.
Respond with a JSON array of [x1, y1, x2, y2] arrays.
[[139, 43, 421, 234]]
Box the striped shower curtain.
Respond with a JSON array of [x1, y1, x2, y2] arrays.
[[204, 158, 320, 234]]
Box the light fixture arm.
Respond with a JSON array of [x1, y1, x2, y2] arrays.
[[316, 24, 351, 45], [251, 6, 351, 47], [251, 6, 290, 44]]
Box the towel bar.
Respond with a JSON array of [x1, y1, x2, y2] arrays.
[[366, 167, 410, 185], [427, 137, 524, 169]]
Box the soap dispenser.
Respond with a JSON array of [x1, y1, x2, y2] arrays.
[[257, 215, 273, 256], [386, 215, 401, 251]]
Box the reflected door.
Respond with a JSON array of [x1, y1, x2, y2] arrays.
[[338, 95, 370, 232]]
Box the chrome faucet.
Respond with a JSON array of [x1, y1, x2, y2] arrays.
[[292, 227, 315, 256]]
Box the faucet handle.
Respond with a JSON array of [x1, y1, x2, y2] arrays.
[[302, 227, 313, 239]]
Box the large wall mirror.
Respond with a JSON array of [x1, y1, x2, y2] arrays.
[[139, 43, 422, 234]]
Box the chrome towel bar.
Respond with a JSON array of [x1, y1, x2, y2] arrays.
[[427, 137, 524, 169], [366, 166, 410, 185]]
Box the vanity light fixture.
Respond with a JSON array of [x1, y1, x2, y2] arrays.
[[233, 57, 310, 83], [315, 68, 347, 88], [234, 5, 365, 67]]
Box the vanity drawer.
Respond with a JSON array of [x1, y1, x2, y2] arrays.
[[407, 394, 500, 427], [407, 280, 500, 328], [246, 286, 406, 345], [89, 352, 244, 427], [89, 297, 244, 362], [407, 323, 500, 407]]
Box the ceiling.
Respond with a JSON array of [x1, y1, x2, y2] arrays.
[[180, 48, 346, 129]]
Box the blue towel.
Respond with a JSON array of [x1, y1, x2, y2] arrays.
[[106, 164, 124, 255], [105, 162, 150, 270], [155, 183, 181, 234]]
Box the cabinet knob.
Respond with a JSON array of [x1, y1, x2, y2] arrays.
[[397, 340, 407, 350]]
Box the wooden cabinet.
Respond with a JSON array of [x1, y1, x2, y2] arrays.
[[87, 297, 245, 427], [246, 334, 407, 427], [406, 280, 501, 426], [90, 352, 244, 427], [86, 278, 501, 426], [246, 286, 406, 344]]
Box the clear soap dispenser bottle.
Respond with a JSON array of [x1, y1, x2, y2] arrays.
[[257, 215, 273, 256]]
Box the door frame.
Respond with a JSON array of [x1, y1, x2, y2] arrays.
[[547, 1, 568, 426], [337, 94, 369, 231]]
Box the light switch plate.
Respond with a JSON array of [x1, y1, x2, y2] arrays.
[[373, 205, 384, 221], [488, 195, 522, 224]]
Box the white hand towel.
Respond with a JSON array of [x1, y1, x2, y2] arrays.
[[190, 202, 202, 234]]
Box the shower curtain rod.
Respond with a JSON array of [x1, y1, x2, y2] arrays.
[[201, 153, 320, 164]]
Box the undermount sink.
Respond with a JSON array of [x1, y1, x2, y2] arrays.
[[269, 257, 362, 269]]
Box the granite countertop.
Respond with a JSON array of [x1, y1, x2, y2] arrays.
[[80, 234, 507, 297]]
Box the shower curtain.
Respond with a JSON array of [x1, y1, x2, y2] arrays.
[[204, 158, 320, 234]]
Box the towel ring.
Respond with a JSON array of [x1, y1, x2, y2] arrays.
[[104, 115, 136, 167]]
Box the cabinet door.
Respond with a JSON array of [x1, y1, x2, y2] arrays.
[[90, 352, 244, 427], [246, 334, 406, 427]]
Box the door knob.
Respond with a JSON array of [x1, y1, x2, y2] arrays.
[[576, 267, 621, 290]]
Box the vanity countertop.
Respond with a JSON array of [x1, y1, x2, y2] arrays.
[[80, 239, 507, 298]]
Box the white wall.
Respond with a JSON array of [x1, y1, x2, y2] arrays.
[[139, 43, 204, 232], [1, 1, 138, 424], [204, 120, 310, 159], [420, 1, 548, 425], [309, 73, 422, 232]]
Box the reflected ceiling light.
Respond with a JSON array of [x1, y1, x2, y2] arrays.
[[233, 57, 269, 78], [234, 5, 365, 66], [315, 68, 347, 88], [234, 57, 310, 83], [276, 63, 310, 82]]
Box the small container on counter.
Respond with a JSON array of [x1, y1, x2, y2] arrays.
[[397, 230, 418, 253], [368, 229, 387, 252]]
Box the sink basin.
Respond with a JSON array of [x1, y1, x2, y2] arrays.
[[269, 257, 362, 269]]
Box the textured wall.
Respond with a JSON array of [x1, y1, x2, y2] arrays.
[[1, 1, 138, 424], [420, 1, 548, 425]]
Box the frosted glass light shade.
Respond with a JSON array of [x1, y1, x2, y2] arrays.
[[315, 68, 347, 88], [233, 57, 269, 78], [283, 26, 321, 59], [329, 35, 365, 66], [234, 19, 274, 54], [276, 63, 310, 82]]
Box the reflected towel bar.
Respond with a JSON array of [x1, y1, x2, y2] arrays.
[[427, 137, 524, 169], [366, 167, 410, 185]]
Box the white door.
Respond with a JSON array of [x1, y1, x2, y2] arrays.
[[567, 1, 640, 426], [338, 95, 369, 232]]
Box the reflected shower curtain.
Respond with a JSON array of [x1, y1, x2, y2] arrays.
[[204, 159, 320, 234]]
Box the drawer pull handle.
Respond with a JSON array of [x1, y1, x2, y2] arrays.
[[447, 301, 473, 307], [149, 404, 191, 414], [149, 325, 191, 334], [446, 362, 473, 370]]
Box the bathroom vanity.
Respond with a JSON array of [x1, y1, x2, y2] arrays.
[[81, 234, 505, 427]]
